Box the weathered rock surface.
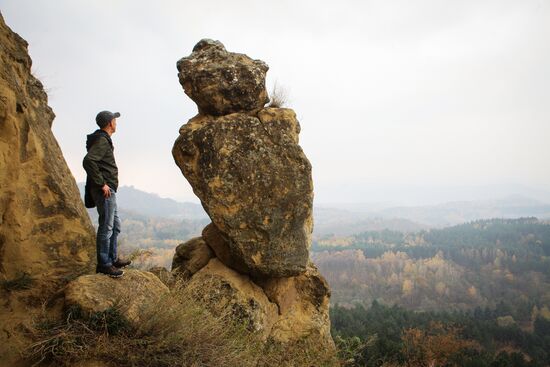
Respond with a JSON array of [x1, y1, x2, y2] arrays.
[[177, 39, 269, 116], [64, 270, 169, 324], [173, 108, 313, 277], [182, 256, 336, 361], [171, 236, 214, 278], [0, 12, 96, 366], [187, 258, 278, 340], [258, 263, 335, 350]]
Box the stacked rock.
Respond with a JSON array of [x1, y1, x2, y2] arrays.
[[172, 39, 335, 358]]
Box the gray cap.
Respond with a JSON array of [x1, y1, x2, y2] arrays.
[[96, 110, 121, 128]]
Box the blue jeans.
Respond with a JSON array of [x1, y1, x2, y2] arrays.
[[91, 187, 121, 267]]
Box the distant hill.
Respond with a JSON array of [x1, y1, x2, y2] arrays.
[[78, 184, 426, 235], [78, 184, 550, 233], [377, 195, 550, 227], [317, 195, 550, 229], [77, 183, 208, 220], [313, 206, 427, 235]]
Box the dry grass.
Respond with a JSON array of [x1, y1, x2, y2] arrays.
[[267, 81, 288, 108], [25, 276, 340, 367], [25, 278, 264, 367], [258, 335, 340, 367]]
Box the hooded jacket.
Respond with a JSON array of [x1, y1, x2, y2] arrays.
[[83, 129, 119, 192]]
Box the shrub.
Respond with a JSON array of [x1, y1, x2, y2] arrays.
[[1, 271, 33, 291], [268, 81, 288, 108]]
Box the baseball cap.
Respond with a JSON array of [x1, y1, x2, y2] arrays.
[[96, 110, 121, 128]]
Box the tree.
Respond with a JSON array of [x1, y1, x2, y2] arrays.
[[401, 322, 479, 367]]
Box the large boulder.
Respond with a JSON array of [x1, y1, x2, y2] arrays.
[[172, 108, 313, 277], [0, 12, 96, 366], [176, 39, 269, 116], [186, 258, 278, 341], [64, 270, 169, 324]]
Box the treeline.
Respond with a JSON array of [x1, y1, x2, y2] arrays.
[[331, 301, 550, 366], [314, 217, 550, 258]]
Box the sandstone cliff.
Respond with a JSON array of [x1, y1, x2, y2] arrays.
[[172, 39, 336, 363], [0, 12, 96, 365]]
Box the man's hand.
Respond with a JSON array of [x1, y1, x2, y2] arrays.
[[102, 184, 111, 198]]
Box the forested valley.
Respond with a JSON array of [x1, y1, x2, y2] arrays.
[[314, 218, 550, 366]]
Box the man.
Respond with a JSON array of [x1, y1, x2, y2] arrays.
[[83, 110, 131, 278]]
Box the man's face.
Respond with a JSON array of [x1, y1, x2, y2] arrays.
[[110, 118, 117, 133]]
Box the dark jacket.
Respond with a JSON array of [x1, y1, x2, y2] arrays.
[[83, 129, 119, 193]]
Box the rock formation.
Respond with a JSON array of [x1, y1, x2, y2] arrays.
[[172, 39, 335, 361], [173, 45, 313, 278], [176, 39, 269, 116], [0, 11, 96, 365], [65, 270, 169, 324]]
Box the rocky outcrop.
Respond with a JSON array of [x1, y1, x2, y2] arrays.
[[0, 12, 96, 366], [64, 270, 169, 324], [173, 72, 313, 278], [177, 39, 269, 116], [172, 39, 335, 363]]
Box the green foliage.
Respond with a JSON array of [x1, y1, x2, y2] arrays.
[[331, 301, 550, 366], [334, 334, 375, 366], [319, 218, 550, 365]]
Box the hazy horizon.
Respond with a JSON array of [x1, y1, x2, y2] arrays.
[[82, 181, 550, 208], [2, 0, 549, 205]]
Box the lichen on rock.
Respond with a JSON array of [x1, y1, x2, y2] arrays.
[[176, 38, 269, 116], [173, 108, 313, 277], [187, 258, 278, 341]]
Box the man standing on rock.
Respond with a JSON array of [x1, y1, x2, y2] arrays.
[[83, 110, 131, 278]]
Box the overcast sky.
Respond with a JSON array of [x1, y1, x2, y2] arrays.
[[2, 0, 549, 205]]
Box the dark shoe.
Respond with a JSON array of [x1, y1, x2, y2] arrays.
[[96, 265, 124, 278], [113, 258, 132, 268]]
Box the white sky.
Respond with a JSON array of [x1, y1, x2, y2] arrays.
[[2, 0, 549, 205]]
